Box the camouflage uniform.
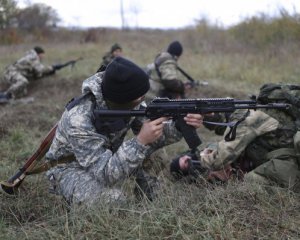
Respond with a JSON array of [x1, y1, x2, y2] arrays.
[[145, 52, 185, 101], [2, 49, 54, 98], [100, 52, 115, 67], [99, 43, 122, 68], [200, 108, 300, 188], [46, 71, 183, 205]]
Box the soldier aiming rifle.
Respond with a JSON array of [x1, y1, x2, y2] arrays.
[[0, 46, 83, 103]]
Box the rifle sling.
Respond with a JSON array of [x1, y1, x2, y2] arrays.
[[27, 155, 76, 175], [176, 65, 194, 82]]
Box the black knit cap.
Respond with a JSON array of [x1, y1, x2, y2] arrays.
[[167, 41, 183, 57], [34, 46, 45, 54], [102, 57, 150, 103], [110, 43, 122, 53]]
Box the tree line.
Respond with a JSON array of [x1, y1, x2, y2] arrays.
[[0, 0, 59, 31]]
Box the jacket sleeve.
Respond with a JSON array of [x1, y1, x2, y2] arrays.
[[31, 58, 54, 78], [158, 60, 184, 93], [64, 102, 151, 186], [200, 110, 279, 170]]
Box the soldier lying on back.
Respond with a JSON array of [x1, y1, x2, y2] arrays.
[[170, 83, 300, 190]]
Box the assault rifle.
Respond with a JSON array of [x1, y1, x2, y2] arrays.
[[52, 57, 83, 71], [94, 97, 290, 151]]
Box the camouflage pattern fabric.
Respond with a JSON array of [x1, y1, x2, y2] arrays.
[[145, 52, 184, 101], [200, 109, 300, 188], [46, 71, 183, 205], [100, 52, 115, 67], [2, 49, 54, 98]]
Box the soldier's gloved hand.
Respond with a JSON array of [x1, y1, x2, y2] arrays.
[[184, 82, 193, 90], [178, 155, 191, 171], [137, 117, 167, 145]]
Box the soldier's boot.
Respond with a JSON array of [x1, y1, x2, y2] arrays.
[[0, 92, 12, 104], [134, 170, 160, 202]]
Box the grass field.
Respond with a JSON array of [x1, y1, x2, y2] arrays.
[[0, 28, 300, 239]]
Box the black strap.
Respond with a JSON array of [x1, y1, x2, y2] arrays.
[[224, 110, 250, 141], [176, 65, 195, 83], [96, 64, 107, 73], [65, 92, 94, 111]]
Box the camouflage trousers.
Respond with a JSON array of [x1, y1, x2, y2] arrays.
[[46, 148, 169, 206], [3, 70, 29, 98], [245, 148, 300, 190]]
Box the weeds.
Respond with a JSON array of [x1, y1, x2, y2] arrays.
[[0, 26, 300, 239]]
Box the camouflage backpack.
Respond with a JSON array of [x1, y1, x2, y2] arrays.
[[240, 83, 300, 172], [257, 83, 300, 125]]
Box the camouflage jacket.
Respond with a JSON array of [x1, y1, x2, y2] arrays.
[[46, 71, 182, 187], [200, 107, 300, 171], [3, 49, 53, 81], [147, 52, 184, 98], [100, 52, 115, 67]]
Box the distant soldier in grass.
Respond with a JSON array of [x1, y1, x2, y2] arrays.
[[171, 83, 300, 190], [145, 41, 191, 101], [99, 43, 123, 68], [0, 46, 55, 101], [46, 57, 203, 206]]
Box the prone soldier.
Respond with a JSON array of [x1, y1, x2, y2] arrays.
[[0, 46, 55, 101]]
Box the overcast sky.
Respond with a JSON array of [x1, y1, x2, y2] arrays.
[[18, 0, 300, 29]]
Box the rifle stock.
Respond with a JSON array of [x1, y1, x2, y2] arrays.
[[1, 124, 58, 195]]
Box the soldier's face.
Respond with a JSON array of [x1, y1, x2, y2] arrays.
[[38, 53, 45, 61], [113, 49, 122, 57], [200, 148, 213, 157]]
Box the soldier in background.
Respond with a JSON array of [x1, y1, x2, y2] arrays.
[[0, 46, 55, 102], [99, 43, 123, 68], [170, 84, 300, 190], [145, 41, 191, 101]]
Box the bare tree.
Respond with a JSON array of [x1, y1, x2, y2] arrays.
[[16, 3, 60, 31], [0, 0, 18, 29], [120, 0, 127, 30], [129, 0, 141, 29]]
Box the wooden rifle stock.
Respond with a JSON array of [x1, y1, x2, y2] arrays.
[[1, 124, 57, 195]]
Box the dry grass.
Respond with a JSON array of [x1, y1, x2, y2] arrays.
[[0, 28, 300, 239]]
